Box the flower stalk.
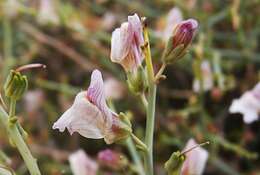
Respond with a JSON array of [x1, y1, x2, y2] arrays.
[[0, 104, 41, 175], [142, 18, 157, 175]]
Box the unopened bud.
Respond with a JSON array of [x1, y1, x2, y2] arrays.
[[164, 151, 185, 174], [163, 19, 198, 64], [4, 70, 28, 101], [98, 149, 128, 171], [127, 66, 148, 94]]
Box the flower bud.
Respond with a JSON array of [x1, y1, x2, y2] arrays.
[[164, 151, 185, 174], [4, 70, 28, 101], [163, 19, 198, 64], [98, 149, 128, 171], [127, 66, 148, 94]]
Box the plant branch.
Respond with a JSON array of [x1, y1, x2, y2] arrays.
[[0, 103, 41, 175], [143, 18, 156, 175]]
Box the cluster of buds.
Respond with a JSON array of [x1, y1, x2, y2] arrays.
[[4, 70, 28, 101]]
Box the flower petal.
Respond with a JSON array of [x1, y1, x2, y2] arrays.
[[53, 91, 104, 139], [229, 91, 260, 123], [87, 70, 113, 126], [181, 139, 208, 175], [128, 14, 144, 46]]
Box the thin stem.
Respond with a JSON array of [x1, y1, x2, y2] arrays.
[[154, 63, 166, 82], [126, 138, 146, 175], [0, 102, 41, 175], [9, 100, 16, 118], [107, 101, 145, 175], [131, 133, 148, 152], [143, 19, 156, 175], [140, 93, 148, 109], [144, 86, 156, 175]]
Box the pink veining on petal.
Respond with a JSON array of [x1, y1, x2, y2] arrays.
[[87, 70, 113, 125], [110, 14, 144, 71], [172, 18, 199, 49]]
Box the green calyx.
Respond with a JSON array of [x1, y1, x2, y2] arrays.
[[127, 66, 148, 95], [162, 36, 190, 64], [4, 70, 28, 101], [164, 151, 186, 175]]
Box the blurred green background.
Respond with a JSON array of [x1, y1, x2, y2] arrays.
[[0, 0, 259, 174]]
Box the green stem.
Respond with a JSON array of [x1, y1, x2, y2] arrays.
[[126, 138, 145, 175], [0, 104, 41, 175], [140, 93, 148, 109], [154, 63, 167, 82], [144, 85, 156, 175], [143, 21, 156, 175]]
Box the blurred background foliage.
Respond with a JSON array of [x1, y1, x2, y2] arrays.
[[0, 0, 260, 174]]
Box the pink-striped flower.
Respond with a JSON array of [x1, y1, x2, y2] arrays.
[[181, 139, 209, 175], [163, 19, 198, 63], [172, 19, 198, 49], [53, 70, 131, 144], [229, 82, 260, 123], [110, 14, 144, 72], [98, 149, 127, 171], [69, 150, 98, 175]]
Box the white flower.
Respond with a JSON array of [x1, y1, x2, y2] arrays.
[[110, 14, 144, 72], [193, 60, 213, 92], [163, 7, 183, 42], [181, 139, 209, 175], [104, 78, 125, 100], [229, 82, 260, 123], [53, 70, 131, 144], [37, 0, 59, 25], [69, 150, 98, 175]]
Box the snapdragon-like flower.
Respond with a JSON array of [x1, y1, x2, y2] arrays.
[[229, 82, 260, 124], [193, 60, 213, 92], [53, 70, 131, 144], [110, 14, 144, 72], [163, 7, 183, 42], [98, 149, 128, 171], [181, 139, 209, 175], [163, 18, 198, 63], [69, 150, 98, 175]]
